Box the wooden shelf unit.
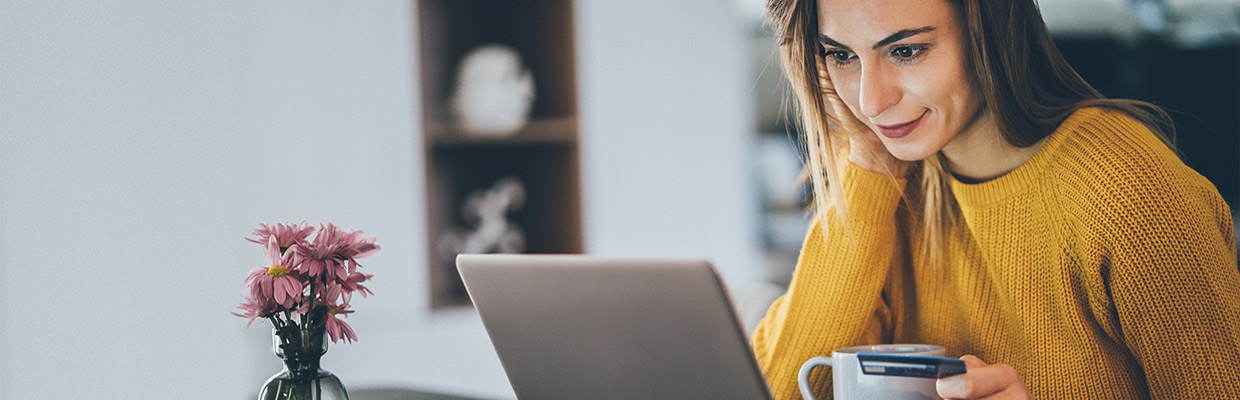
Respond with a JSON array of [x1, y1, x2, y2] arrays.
[[416, 0, 583, 309], [427, 116, 578, 148]]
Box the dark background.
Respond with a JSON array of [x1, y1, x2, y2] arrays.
[[1056, 38, 1239, 209]]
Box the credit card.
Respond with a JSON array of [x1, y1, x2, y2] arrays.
[[856, 353, 968, 379]]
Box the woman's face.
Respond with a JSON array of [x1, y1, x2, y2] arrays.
[[817, 0, 986, 161]]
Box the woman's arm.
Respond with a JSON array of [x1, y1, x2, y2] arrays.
[[750, 162, 908, 399], [1104, 175, 1240, 398]]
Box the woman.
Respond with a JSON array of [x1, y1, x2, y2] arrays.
[[750, 0, 1240, 398]]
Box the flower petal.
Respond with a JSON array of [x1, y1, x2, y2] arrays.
[[261, 277, 273, 299], [326, 319, 341, 342], [339, 320, 357, 342], [273, 283, 287, 305]]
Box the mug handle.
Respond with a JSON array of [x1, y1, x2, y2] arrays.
[[798, 356, 834, 400]]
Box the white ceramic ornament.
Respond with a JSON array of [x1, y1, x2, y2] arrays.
[[450, 45, 536, 136]]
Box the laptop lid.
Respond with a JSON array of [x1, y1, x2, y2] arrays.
[[456, 254, 773, 400]]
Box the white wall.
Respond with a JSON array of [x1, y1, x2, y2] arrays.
[[0, 1, 759, 399], [578, 0, 762, 287], [1, 2, 252, 399]]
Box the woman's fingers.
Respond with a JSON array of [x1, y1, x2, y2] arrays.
[[816, 60, 908, 175], [936, 355, 1025, 399], [815, 65, 863, 129], [960, 355, 989, 369]]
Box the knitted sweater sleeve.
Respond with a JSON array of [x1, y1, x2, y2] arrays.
[[1091, 147, 1240, 397], [750, 162, 907, 399]]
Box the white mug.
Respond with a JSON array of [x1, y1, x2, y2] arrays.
[[798, 344, 947, 400]]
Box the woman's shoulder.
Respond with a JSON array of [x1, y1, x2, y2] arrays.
[[1051, 107, 1196, 190], [1052, 106, 1177, 168], [1050, 106, 1228, 228]]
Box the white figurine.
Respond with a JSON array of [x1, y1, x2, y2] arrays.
[[450, 45, 536, 136], [438, 177, 527, 261]]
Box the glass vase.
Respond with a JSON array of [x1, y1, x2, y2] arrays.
[[258, 326, 349, 400]]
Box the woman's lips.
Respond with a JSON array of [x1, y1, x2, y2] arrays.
[[875, 111, 927, 139]]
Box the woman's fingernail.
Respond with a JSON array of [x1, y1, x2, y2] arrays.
[[937, 375, 964, 397]]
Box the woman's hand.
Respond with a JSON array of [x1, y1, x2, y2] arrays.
[[816, 62, 908, 177], [936, 355, 1034, 400]]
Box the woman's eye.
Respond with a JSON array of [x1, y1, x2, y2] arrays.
[[891, 46, 926, 61], [822, 49, 856, 66]]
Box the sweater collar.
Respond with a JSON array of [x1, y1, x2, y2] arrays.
[[947, 107, 1098, 209]]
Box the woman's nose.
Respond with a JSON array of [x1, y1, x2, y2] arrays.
[[857, 63, 901, 120]]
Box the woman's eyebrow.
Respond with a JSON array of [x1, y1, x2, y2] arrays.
[[819, 26, 936, 51], [873, 26, 935, 49]]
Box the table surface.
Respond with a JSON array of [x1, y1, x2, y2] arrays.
[[348, 388, 486, 400]]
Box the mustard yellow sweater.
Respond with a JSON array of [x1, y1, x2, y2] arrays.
[[751, 107, 1240, 399]]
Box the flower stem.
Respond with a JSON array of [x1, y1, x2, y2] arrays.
[[305, 280, 315, 328]]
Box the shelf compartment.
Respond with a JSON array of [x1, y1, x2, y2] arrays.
[[417, 0, 577, 124], [417, 0, 582, 310], [425, 146, 583, 308]]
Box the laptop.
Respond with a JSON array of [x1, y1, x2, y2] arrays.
[[456, 254, 774, 399]]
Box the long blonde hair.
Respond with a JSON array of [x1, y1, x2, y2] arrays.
[[767, 0, 1174, 266]]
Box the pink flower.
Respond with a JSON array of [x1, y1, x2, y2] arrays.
[[246, 221, 314, 253], [340, 271, 374, 299], [337, 229, 381, 261], [244, 265, 304, 309], [325, 308, 357, 343], [291, 223, 380, 283], [232, 294, 277, 328], [291, 223, 347, 280], [320, 284, 358, 343], [243, 238, 305, 309], [235, 221, 378, 343]]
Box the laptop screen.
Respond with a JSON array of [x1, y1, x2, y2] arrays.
[[457, 254, 773, 399]]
